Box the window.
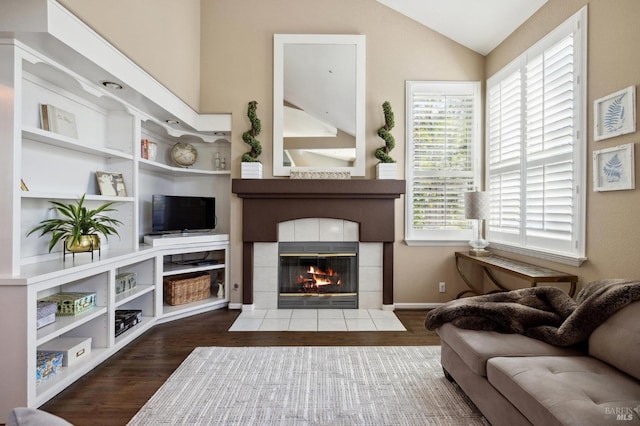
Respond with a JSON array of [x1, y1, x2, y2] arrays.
[[405, 81, 481, 244], [486, 7, 587, 265]]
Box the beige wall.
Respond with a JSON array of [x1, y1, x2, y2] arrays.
[[58, 0, 640, 306], [485, 0, 640, 291], [198, 0, 484, 305], [58, 0, 201, 110]]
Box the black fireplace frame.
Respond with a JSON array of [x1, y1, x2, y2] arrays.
[[278, 241, 358, 309]]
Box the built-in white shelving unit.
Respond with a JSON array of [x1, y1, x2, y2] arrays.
[[0, 0, 232, 421]]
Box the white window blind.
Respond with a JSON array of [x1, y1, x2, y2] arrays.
[[406, 81, 481, 244], [486, 7, 587, 264]]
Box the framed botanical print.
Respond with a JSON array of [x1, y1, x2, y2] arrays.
[[593, 143, 635, 192], [594, 86, 636, 141]]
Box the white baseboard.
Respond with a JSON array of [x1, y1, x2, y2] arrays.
[[228, 303, 444, 310], [394, 303, 444, 310]]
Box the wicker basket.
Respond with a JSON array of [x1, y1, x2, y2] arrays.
[[163, 272, 211, 306]]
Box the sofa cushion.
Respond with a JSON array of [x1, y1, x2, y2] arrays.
[[589, 301, 640, 380], [437, 322, 583, 376], [488, 356, 640, 426]]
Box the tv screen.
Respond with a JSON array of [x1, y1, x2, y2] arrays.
[[152, 195, 216, 233]]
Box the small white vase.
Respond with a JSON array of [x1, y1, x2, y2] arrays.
[[216, 282, 225, 298]]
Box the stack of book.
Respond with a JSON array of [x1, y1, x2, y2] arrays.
[[115, 309, 142, 337]]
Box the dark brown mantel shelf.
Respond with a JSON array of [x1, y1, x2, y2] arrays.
[[232, 179, 406, 242], [232, 178, 406, 199]]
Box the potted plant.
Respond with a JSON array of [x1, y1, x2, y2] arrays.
[[27, 194, 122, 253], [241, 100, 263, 178], [375, 101, 397, 179]]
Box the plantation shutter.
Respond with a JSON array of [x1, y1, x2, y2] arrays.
[[488, 69, 522, 241], [525, 34, 575, 246], [486, 7, 586, 263], [406, 81, 481, 243]]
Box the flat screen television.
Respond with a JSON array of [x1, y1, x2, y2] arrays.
[[152, 195, 216, 233]]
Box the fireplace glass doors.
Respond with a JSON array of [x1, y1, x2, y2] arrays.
[[279, 242, 358, 308]]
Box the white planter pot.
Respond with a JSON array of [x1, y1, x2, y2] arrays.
[[241, 162, 263, 179], [376, 163, 397, 180]]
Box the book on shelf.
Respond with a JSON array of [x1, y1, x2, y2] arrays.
[[140, 138, 158, 161], [141, 139, 149, 159], [40, 104, 78, 138]]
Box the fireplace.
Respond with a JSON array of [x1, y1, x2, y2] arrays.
[[279, 242, 358, 308], [232, 179, 405, 309]]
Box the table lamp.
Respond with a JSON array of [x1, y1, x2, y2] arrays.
[[464, 191, 490, 257]]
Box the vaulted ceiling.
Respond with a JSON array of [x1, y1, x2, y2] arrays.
[[376, 0, 549, 55]]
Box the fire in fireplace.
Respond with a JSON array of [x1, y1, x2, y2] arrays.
[[279, 242, 358, 308]]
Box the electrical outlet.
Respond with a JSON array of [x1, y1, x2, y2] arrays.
[[439, 281, 446, 293]]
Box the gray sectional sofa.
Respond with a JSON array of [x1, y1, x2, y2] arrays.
[[437, 300, 640, 425]]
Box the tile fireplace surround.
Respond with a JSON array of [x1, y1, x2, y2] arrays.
[[254, 219, 381, 309], [232, 179, 406, 310]]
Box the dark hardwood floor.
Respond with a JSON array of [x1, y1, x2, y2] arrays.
[[39, 309, 437, 426]]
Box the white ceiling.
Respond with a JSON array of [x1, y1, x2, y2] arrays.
[[376, 0, 549, 55]]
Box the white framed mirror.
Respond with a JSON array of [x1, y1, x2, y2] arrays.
[[273, 34, 366, 176]]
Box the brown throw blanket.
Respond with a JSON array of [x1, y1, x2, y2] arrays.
[[425, 279, 640, 346]]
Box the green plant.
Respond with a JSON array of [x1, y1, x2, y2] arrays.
[[27, 194, 122, 252], [375, 101, 396, 163], [241, 100, 262, 162]]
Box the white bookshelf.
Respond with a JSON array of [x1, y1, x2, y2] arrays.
[[0, 0, 232, 421]]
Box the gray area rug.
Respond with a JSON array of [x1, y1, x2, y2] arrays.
[[128, 346, 488, 425]]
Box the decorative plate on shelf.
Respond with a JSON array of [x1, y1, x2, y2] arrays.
[[171, 142, 198, 167]]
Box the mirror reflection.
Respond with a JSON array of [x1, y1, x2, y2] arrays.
[[273, 34, 365, 176], [283, 43, 356, 168]]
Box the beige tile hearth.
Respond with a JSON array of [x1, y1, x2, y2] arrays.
[[229, 309, 406, 332]]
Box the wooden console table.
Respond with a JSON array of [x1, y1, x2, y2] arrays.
[[455, 251, 578, 298]]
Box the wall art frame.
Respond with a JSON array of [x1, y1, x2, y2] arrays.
[[594, 85, 636, 141], [592, 143, 635, 192], [96, 171, 127, 196]]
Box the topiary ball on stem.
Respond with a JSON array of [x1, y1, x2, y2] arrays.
[[241, 100, 262, 163], [375, 101, 396, 163]]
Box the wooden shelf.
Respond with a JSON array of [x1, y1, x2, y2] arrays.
[[35, 347, 110, 403], [36, 306, 108, 346], [138, 158, 230, 176], [163, 262, 225, 276], [114, 284, 155, 308], [162, 296, 227, 318], [23, 127, 133, 160], [21, 191, 134, 203]]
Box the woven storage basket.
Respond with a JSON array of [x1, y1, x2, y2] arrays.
[[163, 272, 211, 306]]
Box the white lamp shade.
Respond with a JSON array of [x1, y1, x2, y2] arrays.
[[464, 191, 489, 220]]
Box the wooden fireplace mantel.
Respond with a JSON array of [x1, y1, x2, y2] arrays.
[[232, 178, 406, 306], [232, 179, 405, 242]]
